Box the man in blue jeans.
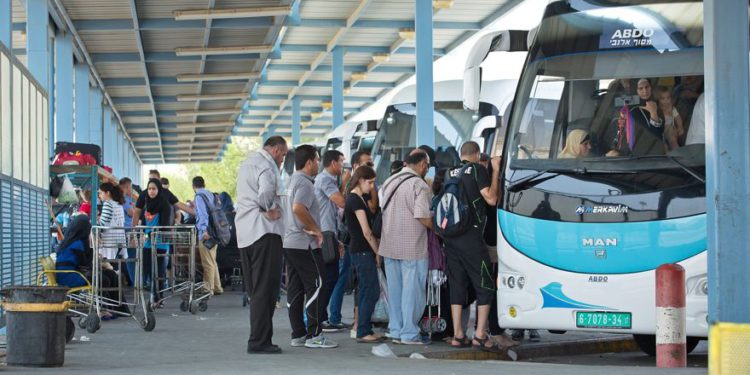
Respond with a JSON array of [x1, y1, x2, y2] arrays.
[[378, 150, 433, 345]]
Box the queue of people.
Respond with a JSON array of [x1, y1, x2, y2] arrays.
[[52, 167, 236, 322], [236, 136, 517, 354]]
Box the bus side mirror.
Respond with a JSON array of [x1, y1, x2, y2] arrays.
[[463, 30, 529, 111]]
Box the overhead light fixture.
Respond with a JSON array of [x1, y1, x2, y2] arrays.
[[343, 87, 352, 95], [301, 121, 311, 127], [175, 121, 236, 128], [177, 93, 248, 102], [387, 113, 394, 125], [321, 102, 333, 110], [311, 111, 323, 118], [175, 45, 274, 56], [398, 28, 416, 40], [173, 5, 292, 20], [372, 53, 390, 64], [176, 72, 260, 82], [432, 0, 454, 9], [176, 109, 238, 117], [350, 72, 367, 81]]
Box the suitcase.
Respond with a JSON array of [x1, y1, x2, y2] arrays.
[[54, 142, 102, 165]]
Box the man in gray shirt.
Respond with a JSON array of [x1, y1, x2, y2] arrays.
[[314, 150, 347, 332], [235, 136, 287, 354], [283, 145, 338, 349]]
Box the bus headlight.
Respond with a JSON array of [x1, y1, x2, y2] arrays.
[[509, 306, 518, 318], [507, 276, 516, 289], [700, 280, 709, 296], [517, 277, 525, 290]]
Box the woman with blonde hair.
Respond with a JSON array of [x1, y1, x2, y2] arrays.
[[559, 129, 592, 159]]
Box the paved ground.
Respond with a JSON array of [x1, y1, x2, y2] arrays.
[[1, 291, 707, 374]]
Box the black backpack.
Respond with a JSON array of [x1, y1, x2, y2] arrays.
[[432, 164, 472, 238], [197, 193, 232, 247]]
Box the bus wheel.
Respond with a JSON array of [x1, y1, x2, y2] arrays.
[[633, 335, 702, 356]]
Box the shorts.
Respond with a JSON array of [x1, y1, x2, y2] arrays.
[[444, 229, 496, 306]]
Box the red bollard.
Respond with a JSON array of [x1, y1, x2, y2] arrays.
[[655, 263, 686, 368]]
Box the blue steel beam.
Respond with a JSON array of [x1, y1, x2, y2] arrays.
[[89, 88, 103, 147], [268, 64, 415, 74], [415, 0, 434, 148], [332, 47, 345, 129], [260, 80, 394, 88], [292, 96, 301, 146], [11, 17, 477, 32], [55, 34, 74, 143], [280, 44, 445, 55], [1, 1, 10, 48], [26, 0, 49, 90], [74, 64, 90, 143], [128, 0, 164, 163], [705, 0, 750, 324]]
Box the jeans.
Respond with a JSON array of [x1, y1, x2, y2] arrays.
[[328, 248, 351, 324], [351, 252, 379, 338], [384, 257, 427, 342]]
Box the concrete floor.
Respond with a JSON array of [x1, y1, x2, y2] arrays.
[[1, 292, 707, 375]]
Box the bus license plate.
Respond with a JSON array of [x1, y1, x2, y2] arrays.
[[576, 311, 632, 329]]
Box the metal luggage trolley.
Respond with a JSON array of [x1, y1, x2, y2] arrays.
[[86, 226, 154, 333], [147, 226, 210, 314]]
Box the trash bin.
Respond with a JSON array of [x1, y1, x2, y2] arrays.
[[0, 286, 69, 367]]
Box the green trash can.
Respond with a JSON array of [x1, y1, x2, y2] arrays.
[[0, 286, 69, 367]]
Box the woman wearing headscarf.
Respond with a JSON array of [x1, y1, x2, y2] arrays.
[[559, 129, 592, 159], [216, 192, 238, 286], [56, 214, 94, 288], [141, 178, 172, 303]]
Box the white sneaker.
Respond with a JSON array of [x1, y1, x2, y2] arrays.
[[290, 337, 306, 347], [350, 329, 357, 339], [305, 335, 338, 349]]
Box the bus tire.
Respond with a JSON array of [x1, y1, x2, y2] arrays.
[[633, 334, 702, 356]]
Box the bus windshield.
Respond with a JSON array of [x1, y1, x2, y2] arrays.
[[374, 101, 497, 182], [507, 2, 705, 175]]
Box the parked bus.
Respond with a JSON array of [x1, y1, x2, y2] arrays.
[[371, 79, 517, 183], [463, 0, 707, 355]]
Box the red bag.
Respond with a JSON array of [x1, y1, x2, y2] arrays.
[[52, 151, 97, 166]]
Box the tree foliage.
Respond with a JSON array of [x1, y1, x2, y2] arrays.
[[160, 137, 261, 203]]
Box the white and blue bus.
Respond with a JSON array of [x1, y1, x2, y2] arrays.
[[464, 0, 708, 355]]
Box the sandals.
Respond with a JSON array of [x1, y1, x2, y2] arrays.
[[472, 335, 493, 350], [449, 336, 472, 348]]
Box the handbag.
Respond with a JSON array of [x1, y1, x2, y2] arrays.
[[336, 218, 350, 246], [372, 174, 418, 238], [321, 231, 339, 264]]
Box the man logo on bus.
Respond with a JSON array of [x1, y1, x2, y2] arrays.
[[582, 238, 618, 247]]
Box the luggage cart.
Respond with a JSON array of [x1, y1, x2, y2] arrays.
[[147, 226, 210, 314], [85, 226, 154, 333]]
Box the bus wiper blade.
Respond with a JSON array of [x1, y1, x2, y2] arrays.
[[627, 155, 705, 184], [507, 168, 587, 193]]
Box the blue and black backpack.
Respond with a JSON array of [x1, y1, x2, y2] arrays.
[[432, 163, 472, 238]]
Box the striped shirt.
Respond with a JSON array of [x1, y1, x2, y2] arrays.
[[99, 200, 126, 260]]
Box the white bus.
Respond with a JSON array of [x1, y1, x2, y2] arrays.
[[371, 79, 517, 183], [463, 0, 708, 355]]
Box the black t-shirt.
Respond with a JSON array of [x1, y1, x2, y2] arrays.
[[344, 193, 374, 254], [135, 188, 179, 210], [448, 161, 491, 230]]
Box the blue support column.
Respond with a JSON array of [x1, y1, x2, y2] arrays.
[[25, 0, 49, 90], [332, 47, 344, 129], [74, 64, 90, 143], [1, 0, 11, 48], [54, 34, 74, 142], [115, 127, 123, 176], [102, 106, 113, 167], [48, 34, 55, 156], [705, 0, 750, 325], [89, 88, 103, 147], [292, 96, 301, 146], [415, 0, 434, 148]]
